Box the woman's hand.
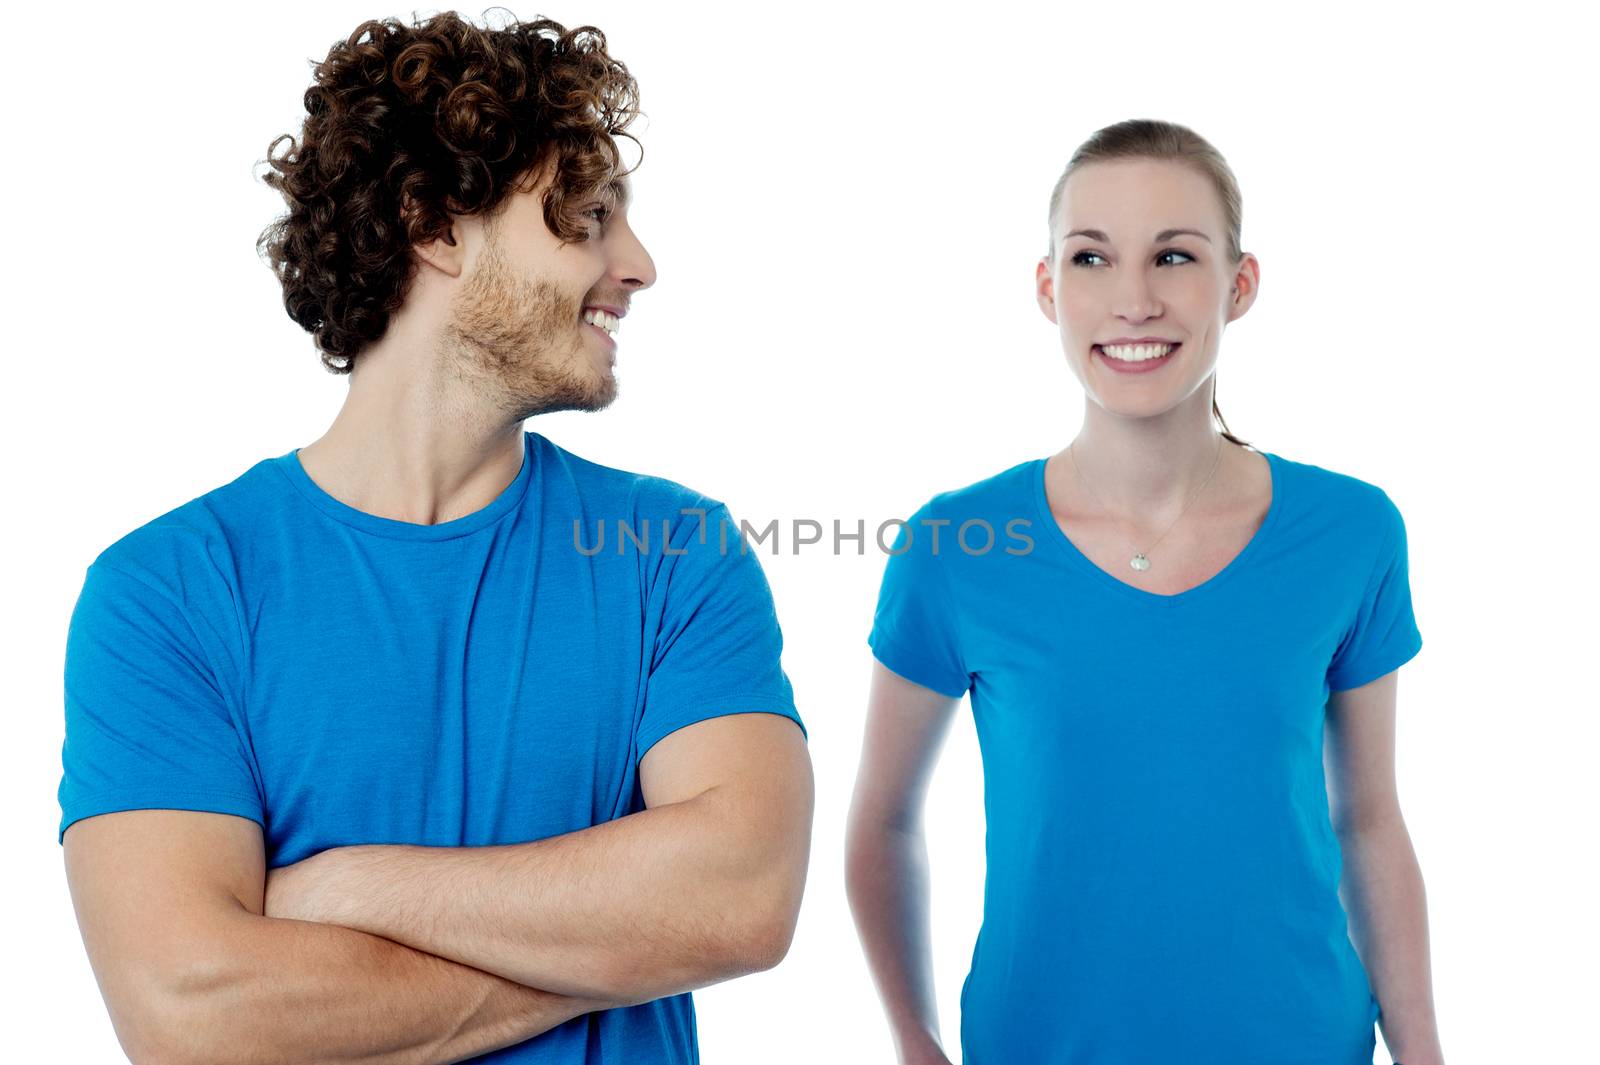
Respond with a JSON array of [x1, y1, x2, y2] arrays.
[[901, 1048, 956, 1065]]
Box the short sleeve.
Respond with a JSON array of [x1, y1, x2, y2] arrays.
[[635, 504, 805, 759], [58, 562, 263, 844], [867, 503, 971, 698], [1326, 495, 1424, 692]]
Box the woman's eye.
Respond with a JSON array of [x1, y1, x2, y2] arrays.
[[584, 206, 611, 225], [1069, 249, 1195, 267]]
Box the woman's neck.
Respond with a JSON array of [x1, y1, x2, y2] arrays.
[[1063, 407, 1234, 519]]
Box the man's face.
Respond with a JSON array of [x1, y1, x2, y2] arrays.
[[1035, 159, 1253, 420], [443, 168, 656, 420]]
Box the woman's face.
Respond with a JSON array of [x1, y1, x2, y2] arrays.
[[1035, 158, 1258, 421]]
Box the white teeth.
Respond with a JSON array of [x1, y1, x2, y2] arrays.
[[582, 308, 619, 336], [1100, 342, 1175, 362]]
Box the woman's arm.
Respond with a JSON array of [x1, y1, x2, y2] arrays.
[[845, 661, 964, 1065], [1325, 668, 1446, 1065]]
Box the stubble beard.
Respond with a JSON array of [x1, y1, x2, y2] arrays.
[[442, 235, 617, 422]]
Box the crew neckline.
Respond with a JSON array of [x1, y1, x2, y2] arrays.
[[273, 431, 536, 542], [1030, 448, 1284, 607]]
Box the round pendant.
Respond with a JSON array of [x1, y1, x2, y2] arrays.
[[1130, 554, 1150, 572]]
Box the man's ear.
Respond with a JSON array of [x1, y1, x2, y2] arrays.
[[413, 226, 466, 279], [404, 195, 468, 279], [1035, 258, 1059, 324]]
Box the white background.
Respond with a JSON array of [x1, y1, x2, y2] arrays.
[[6, 2, 1595, 1061]]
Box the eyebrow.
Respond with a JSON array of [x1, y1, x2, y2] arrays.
[[606, 178, 631, 210], [1064, 227, 1211, 244]]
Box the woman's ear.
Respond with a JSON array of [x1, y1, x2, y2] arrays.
[[1036, 258, 1059, 325]]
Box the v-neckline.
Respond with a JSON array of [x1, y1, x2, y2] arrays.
[[1030, 449, 1284, 608]]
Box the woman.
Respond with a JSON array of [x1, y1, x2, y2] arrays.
[[845, 119, 1444, 1065]]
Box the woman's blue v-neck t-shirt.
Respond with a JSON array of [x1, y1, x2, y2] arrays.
[[867, 449, 1423, 1065], [57, 429, 805, 1065]]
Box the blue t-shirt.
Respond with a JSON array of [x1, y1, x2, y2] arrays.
[[867, 449, 1423, 1065], [58, 428, 805, 1065]]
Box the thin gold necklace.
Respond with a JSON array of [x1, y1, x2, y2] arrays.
[[1066, 436, 1225, 573]]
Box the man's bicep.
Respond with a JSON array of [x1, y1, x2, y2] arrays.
[[638, 712, 813, 972], [639, 711, 812, 813], [63, 809, 266, 1058]]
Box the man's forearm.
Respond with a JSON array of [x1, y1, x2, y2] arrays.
[[1337, 815, 1446, 1065], [301, 786, 806, 1005], [154, 909, 612, 1065]]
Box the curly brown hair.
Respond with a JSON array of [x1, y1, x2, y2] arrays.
[[255, 10, 640, 373]]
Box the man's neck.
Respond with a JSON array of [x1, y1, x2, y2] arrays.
[[295, 360, 527, 527]]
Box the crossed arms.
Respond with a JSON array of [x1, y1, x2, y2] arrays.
[[62, 711, 813, 1065]]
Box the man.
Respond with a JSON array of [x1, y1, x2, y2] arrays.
[[57, 13, 812, 1064]]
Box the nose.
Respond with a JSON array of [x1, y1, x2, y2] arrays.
[[614, 224, 657, 292], [1113, 267, 1160, 321]]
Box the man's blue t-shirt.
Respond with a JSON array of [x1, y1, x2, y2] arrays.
[[868, 449, 1423, 1065], [58, 429, 806, 1064]]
